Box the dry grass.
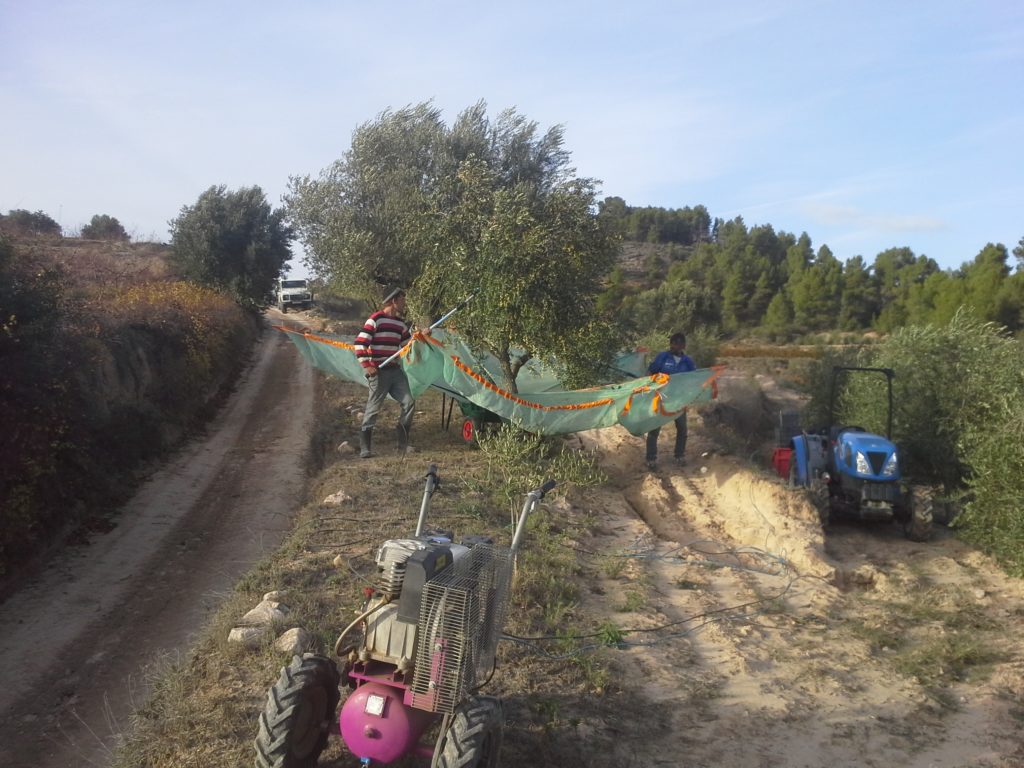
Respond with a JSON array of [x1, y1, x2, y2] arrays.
[[12, 234, 174, 287], [112, 372, 625, 767], [0, 234, 254, 578]]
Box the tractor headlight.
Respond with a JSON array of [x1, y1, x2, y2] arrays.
[[855, 452, 871, 474], [882, 452, 898, 477]]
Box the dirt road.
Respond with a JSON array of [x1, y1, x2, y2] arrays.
[[0, 315, 314, 768]]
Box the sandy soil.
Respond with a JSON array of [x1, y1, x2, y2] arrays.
[[0, 313, 315, 768], [509, 370, 1024, 768]]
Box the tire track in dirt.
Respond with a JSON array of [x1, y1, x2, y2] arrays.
[[576, 425, 812, 765], [577, 421, 1024, 767]]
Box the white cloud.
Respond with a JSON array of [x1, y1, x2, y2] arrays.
[[802, 202, 946, 233]]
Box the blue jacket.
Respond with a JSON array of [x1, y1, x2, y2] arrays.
[[648, 350, 696, 376]]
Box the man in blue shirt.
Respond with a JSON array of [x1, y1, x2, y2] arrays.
[[646, 332, 696, 469]]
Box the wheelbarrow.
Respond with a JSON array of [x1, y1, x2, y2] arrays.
[[439, 389, 505, 445]]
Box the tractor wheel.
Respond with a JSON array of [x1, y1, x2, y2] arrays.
[[255, 654, 341, 768], [809, 478, 831, 527], [461, 417, 480, 446], [435, 696, 503, 768], [903, 488, 934, 542]]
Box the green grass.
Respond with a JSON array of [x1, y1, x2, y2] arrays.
[[615, 589, 646, 613], [842, 585, 1004, 710], [892, 632, 1001, 688]]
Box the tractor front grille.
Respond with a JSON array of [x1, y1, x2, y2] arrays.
[[861, 481, 899, 503], [866, 451, 888, 475], [408, 544, 511, 713]]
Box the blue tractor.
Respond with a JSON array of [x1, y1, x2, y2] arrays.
[[784, 366, 932, 541]]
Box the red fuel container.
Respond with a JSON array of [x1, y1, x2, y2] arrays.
[[771, 447, 792, 479]]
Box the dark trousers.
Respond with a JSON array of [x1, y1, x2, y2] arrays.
[[646, 411, 687, 462], [361, 367, 415, 432]]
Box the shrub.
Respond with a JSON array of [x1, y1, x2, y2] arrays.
[[476, 423, 606, 510], [0, 208, 62, 236], [81, 214, 130, 241], [957, 408, 1024, 574], [0, 236, 73, 570]]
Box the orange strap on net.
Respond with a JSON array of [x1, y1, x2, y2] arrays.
[[704, 364, 727, 399], [274, 325, 358, 352], [449, 356, 614, 411]]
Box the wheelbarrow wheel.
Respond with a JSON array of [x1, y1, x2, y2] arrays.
[[461, 417, 481, 445], [255, 653, 341, 768], [435, 695, 503, 768]]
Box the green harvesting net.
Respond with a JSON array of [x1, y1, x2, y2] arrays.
[[277, 327, 722, 437]]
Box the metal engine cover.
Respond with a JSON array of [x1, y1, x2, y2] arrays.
[[375, 538, 428, 599], [365, 538, 470, 669], [363, 602, 418, 670]]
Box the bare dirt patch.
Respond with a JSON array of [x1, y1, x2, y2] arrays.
[[560, 420, 1024, 767]]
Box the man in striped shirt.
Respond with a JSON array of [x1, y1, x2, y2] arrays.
[[355, 286, 415, 458]]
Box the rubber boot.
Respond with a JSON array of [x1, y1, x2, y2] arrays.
[[359, 429, 373, 458], [645, 428, 659, 470]]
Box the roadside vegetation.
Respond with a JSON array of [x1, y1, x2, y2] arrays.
[[113, 374, 615, 768], [0, 232, 263, 578], [0, 189, 294, 579]]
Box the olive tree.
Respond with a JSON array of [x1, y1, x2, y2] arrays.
[[169, 185, 293, 310], [285, 103, 447, 302], [287, 101, 624, 390]]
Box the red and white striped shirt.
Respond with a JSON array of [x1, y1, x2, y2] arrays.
[[354, 311, 412, 370]]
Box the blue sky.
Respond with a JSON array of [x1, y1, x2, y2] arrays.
[[2, 0, 1021, 276]]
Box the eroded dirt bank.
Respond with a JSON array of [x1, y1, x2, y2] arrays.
[[0, 315, 314, 768], [532, 421, 1024, 768]]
